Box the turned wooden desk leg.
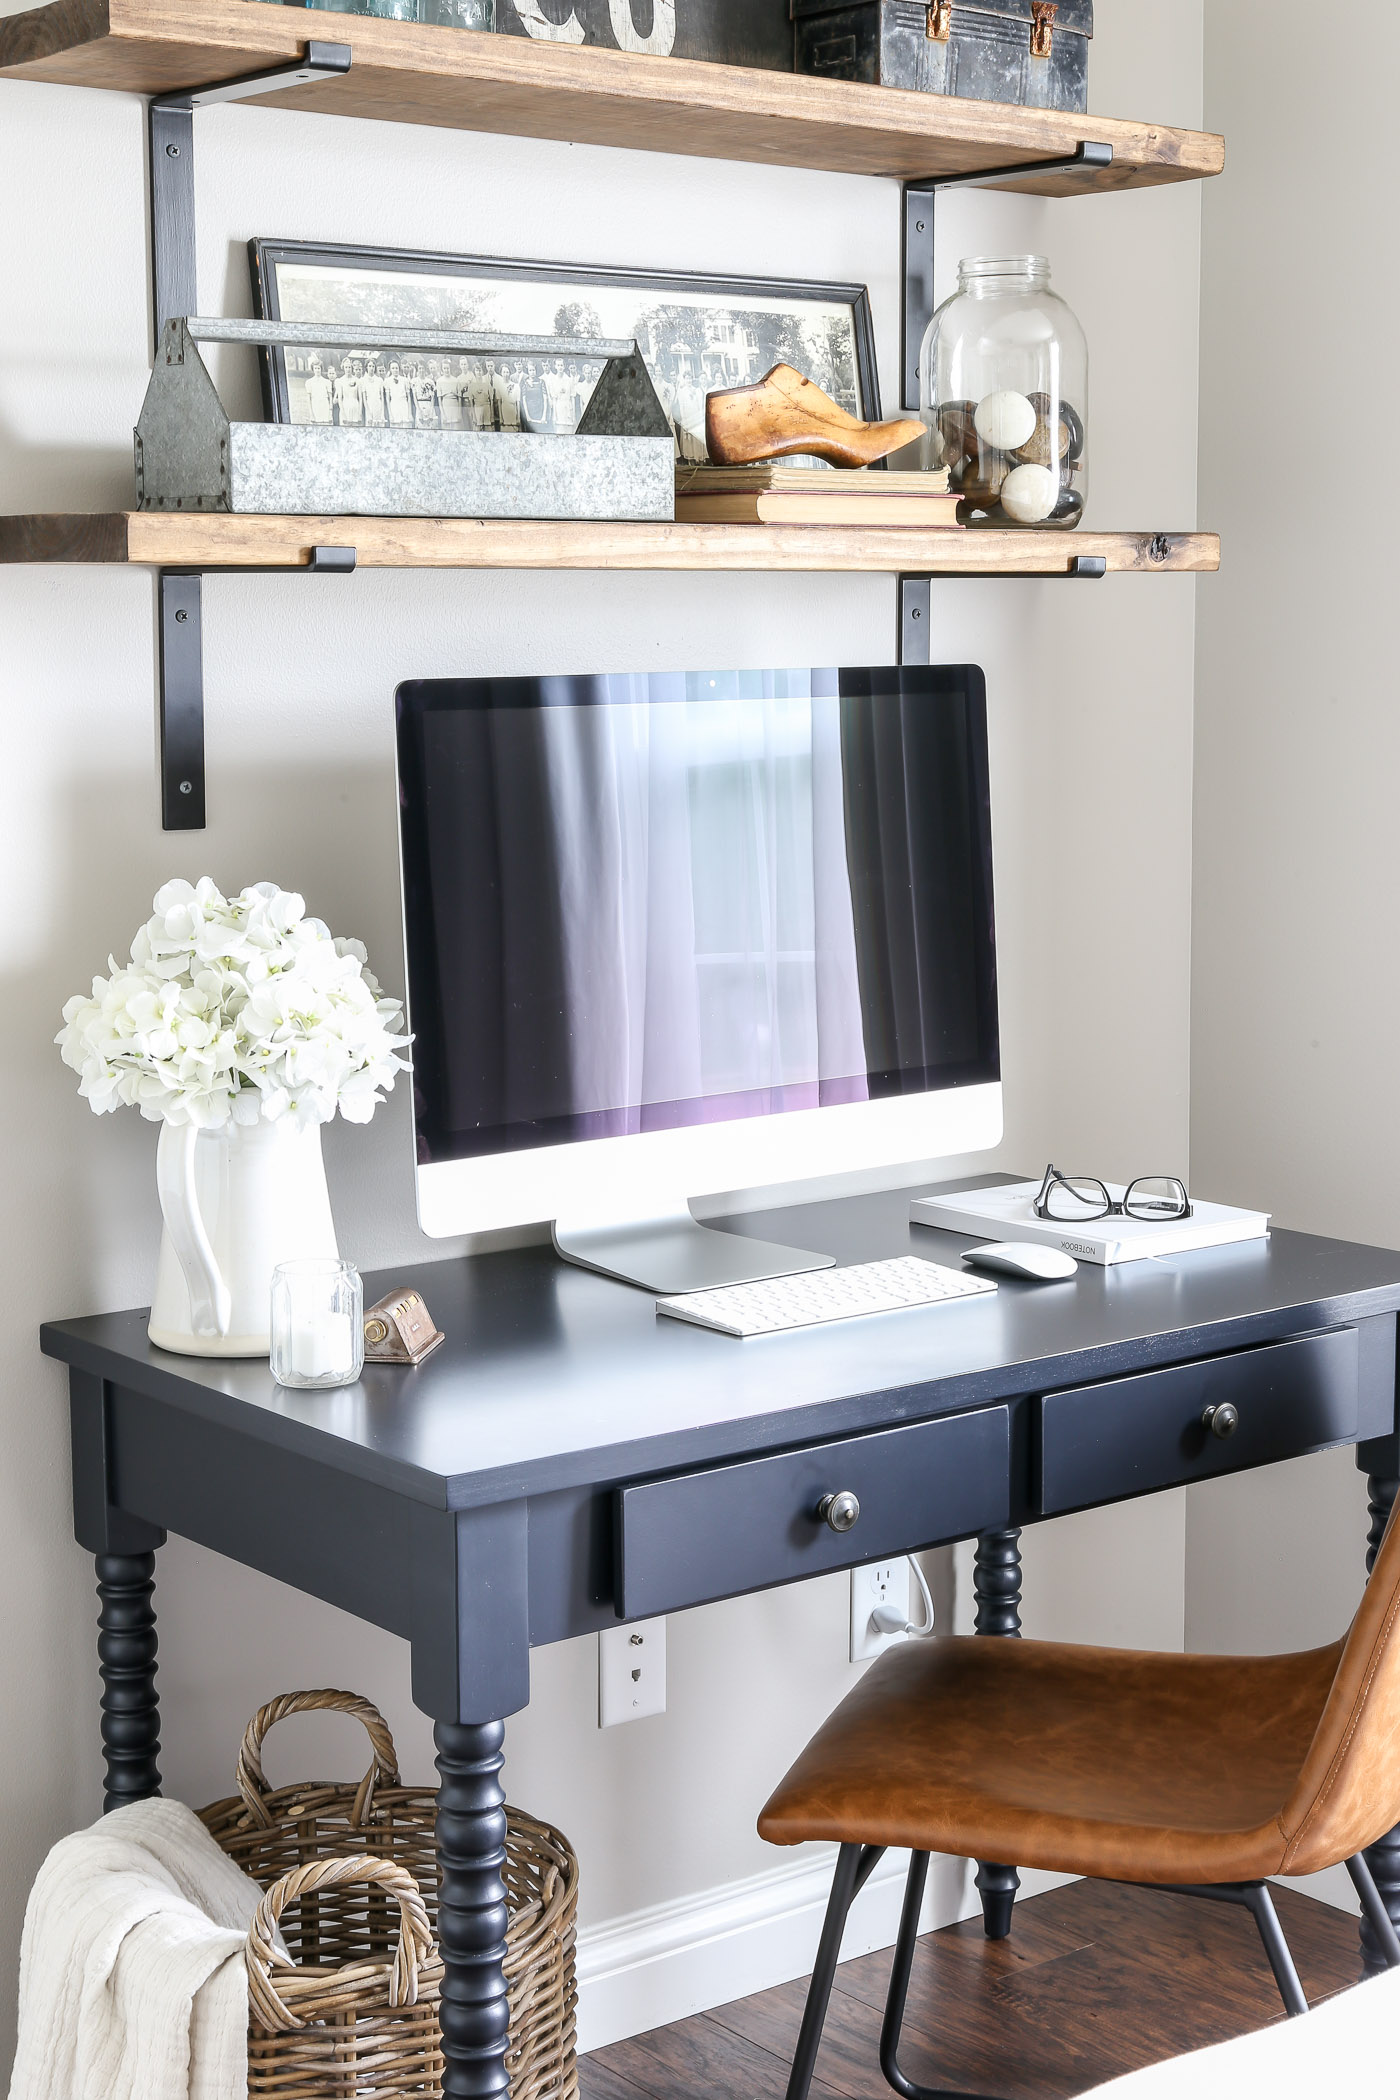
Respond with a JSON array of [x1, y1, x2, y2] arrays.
[[435, 1719, 511, 2100], [95, 1551, 161, 1812], [1362, 1473, 1400, 1975], [973, 1528, 1023, 1940]]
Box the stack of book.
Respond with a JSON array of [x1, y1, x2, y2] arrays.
[[909, 1182, 1271, 1266], [674, 463, 963, 528]]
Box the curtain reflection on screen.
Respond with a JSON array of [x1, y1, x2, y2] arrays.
[[399, 668, 997, 1163]]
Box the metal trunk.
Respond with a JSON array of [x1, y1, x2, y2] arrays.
[[792, 0, 1092, 111]]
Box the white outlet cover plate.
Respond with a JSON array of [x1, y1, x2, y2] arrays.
[[850, 1561, 912, 1663], [599, 1616, 668, 1727]]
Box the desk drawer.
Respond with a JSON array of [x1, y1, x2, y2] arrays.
[[616, 1405, 1011, 1620], [1037, 1328, 1360, 1516]]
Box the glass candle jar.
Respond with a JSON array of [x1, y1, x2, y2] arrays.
[[271, 1260, 365, 1389], [303, 0, 426, 20], [422, 0, 495, 23], [919, 255, 1088, 529]]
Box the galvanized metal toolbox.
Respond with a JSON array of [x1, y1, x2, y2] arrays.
[[496, 0, 793, 72], [134, 318, 676, 521], [791, 0, 1092, 111]]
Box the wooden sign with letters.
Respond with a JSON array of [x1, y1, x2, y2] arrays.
[[496, 0, 794, 72]]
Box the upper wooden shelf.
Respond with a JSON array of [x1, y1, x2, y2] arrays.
[[0, 0, 1224, 190], [0, 513, 1219, 576]]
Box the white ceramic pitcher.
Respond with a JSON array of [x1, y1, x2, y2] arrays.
[[149, 1118, 339, 1357]]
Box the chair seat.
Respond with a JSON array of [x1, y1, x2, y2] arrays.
[[758, 1634, 1344, 1884]]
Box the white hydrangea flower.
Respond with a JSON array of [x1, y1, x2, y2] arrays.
[[58, 879, 410, 1130]]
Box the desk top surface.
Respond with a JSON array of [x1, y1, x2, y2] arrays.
[[41, 1178, 1400, 1511]]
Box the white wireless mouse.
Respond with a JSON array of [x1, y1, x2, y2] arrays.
[[962, 1241, 1079, 1282]]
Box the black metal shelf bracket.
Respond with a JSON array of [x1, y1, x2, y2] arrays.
[[900, 140, 1114, 412], [145, 40, 354, 829], [897, 553, 1107, 663], [896, 143, 1114, 667], [147, 42, 352, 346], [157, 570, 206, 830], [157, 549, 357, 832], [899, 574, 932, 668]]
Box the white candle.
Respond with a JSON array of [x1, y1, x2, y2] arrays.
[[291, 1312, 355, 1381]]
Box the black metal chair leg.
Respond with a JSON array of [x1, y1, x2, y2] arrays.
[[789, 1861, 1314, 2100], [784, 1845, 866, 2100], [879, 1853, 1007, 2100], [1347, 1852, 1400, 1969], [1242, 1884, 1309, 2018], [1149, 1880, 1309, 2020]]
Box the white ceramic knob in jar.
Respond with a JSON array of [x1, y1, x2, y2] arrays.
[[1000, 463, 1060, 524], [974, 390, 1037, 452]]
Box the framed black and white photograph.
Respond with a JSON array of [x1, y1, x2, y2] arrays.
[[249, 239, 878, 463]]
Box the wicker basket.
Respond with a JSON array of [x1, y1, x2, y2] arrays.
[[199, 1689, 579, 2100]]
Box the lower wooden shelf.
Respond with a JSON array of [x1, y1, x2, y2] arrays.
[[0, 514, 1218, 576]]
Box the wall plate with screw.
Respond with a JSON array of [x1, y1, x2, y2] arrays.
[[850, 1561, 912, 1663], [599, 1617, 667, 1727]]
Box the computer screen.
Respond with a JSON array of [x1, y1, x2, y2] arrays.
[[396, 667, 999, 1187]]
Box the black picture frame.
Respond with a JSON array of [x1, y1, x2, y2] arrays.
[[248, 237, 879, 458]]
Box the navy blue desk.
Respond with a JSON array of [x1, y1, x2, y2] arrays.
[[40, 1178, 1400, 2098]]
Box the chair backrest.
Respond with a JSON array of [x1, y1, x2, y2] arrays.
[[1280, 1498, 1400, 1873]]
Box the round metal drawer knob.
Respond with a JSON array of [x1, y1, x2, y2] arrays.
[[817, 1490, 861, 1534], [1203, 1402, 1240, 1440]]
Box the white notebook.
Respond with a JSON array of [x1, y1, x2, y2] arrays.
[[910, 1181, 1270, 1266]]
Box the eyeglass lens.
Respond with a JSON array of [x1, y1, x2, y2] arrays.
[[1123, 1177, 1190, 1219], [1042, 1176, 1112, 1220]]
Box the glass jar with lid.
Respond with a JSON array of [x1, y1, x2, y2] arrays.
[[301, 0, 497, 22], [919, 255, 1088, 529]]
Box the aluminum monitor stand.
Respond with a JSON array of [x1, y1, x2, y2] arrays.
[[553, 1204, 834, 1296]]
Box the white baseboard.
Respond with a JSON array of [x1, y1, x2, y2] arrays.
[[577, 1849, 1073, 2056]]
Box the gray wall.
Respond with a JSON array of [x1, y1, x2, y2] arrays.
[[0, 1, 1203, 2061], [1188, 0, 1400, 1913]]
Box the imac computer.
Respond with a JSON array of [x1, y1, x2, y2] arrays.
[[395, 666, 1001, 1294]]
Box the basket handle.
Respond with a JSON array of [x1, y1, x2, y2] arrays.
[[235, 1689, 401, 1829], [245, 1855, 434, 2033]]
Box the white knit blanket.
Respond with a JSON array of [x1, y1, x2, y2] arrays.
[[8, 1798, 261, 2100], [1088, 1960, 1400, 2096]]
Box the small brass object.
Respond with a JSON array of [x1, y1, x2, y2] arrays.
[[927, 1, 952, 41], [363, 1288, 446, 1366]]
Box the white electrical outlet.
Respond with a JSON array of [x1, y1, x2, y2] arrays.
[[599, 1617, 667, 1727], [850, 1561, 911, 1663]]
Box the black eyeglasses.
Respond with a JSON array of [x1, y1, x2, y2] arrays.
[[1033, 1163, 1193, 1224]]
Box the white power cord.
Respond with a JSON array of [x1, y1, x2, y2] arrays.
[[870, 1555, 936, 1639]]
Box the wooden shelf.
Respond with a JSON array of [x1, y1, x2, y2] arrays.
[[0, 0, 1224, 190], [0, 514, 1219, 575]]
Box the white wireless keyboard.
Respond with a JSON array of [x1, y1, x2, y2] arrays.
[[655, 1256, 996, 1338]]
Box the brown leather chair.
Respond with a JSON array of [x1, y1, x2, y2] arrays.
[[758, 1510, 1400, 2100]]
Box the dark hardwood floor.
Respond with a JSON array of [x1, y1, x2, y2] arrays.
[[578, 1878, 1366, 2099]]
